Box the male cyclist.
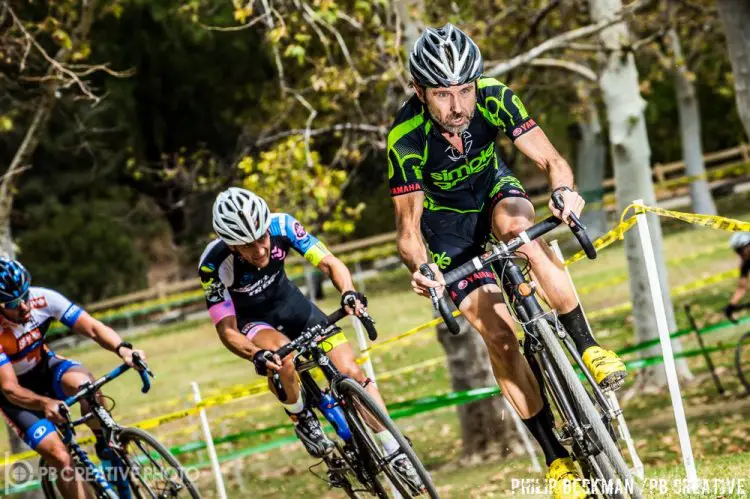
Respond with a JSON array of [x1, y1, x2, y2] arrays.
[[0, 258, 146, 498], [199, 187, 421, 485], [725, 232, 750, 322], [388, 24, 627, 497]]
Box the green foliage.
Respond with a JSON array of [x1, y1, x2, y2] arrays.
[[238, 137, 363, 237], [16, 194, 151, 304]]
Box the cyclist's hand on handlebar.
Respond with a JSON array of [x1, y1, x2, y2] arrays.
[[120, 348, 148, 370], [549, 187, 585, 225], [411, 263, 445, 298], [253, 349, 282, 376], [341, 290, 367, 317], [42, 398, 68, 425], [724, 304, 739, 324]]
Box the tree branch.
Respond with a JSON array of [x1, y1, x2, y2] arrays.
[[199, 12, 271, 31], [6, 4, 99, 102], [485, 0, 650, 78], [529, 58, 597, 81], [255, 123, 386, 147], [512, 0, 561, 56]]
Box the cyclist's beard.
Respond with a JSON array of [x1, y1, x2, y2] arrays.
[[426, 102, 474, 135]]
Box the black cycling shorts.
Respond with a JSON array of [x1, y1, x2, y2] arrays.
[[421, 168, 528, 306], [238, 284, 327, 341], [0, 352, 81, 449]]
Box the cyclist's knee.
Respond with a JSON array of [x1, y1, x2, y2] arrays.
[[338, 361, 365, 382], [39, 441, 73, 469], [492, 199, 534, 239], [277, 356, 297, 380]]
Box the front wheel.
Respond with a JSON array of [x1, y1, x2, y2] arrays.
[[335, 377, 438, 498], [534, 320, 643, 499], [117, 427, 201, 498]]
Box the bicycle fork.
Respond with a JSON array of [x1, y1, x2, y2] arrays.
[[65, 438, 118, 499]]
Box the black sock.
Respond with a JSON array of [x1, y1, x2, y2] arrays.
[[522, 409, 569, 466], [558, 304, 599, 353]]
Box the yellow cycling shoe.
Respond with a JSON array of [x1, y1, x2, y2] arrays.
[[582, 346, 627, 391], [547, 457, 588, 499]]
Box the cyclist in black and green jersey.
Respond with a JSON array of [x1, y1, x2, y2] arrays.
[[389, 24, 627, 498]]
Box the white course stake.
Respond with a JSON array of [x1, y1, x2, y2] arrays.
[[632, 199, 698, 490], [352, 316, 377, 382], [550, 240, 644, 480], [191, 382, 227, 499]]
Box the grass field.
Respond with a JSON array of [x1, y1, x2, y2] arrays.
[[3, 193, 750, 498]]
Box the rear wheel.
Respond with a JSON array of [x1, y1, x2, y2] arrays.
[[336, 377, 438, 498]]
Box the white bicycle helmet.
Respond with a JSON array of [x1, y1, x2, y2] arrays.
[[729, 232, 750, 252], [409, 23, 483, 88], [212, 187, 271, 245]]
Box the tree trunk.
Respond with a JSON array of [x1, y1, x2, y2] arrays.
[[668, 28, 717, 215], [394, 0, 423, 54], [716, 0, 750, 140], [435, 307, 522, 458], [573, 85, 608, 238], [588, 0, 691, 387]]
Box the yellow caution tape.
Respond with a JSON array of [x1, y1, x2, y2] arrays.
[[627, 204, 750, 232], [564, 209, 642, 266], [362, 310, 461, 353]]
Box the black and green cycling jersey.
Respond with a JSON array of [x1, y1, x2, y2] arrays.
[[387, 77, 537, 213]]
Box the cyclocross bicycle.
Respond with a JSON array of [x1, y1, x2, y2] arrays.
[[424, 200, 643, 499], [40, 353, 200, 498], [269, 297, 438, 498], [728, 303, 750, 395]]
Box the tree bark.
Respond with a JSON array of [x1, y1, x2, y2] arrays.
[[668, 28, 717, 215], [588, 0, 692, 387], [716, 0, 750, 140], [435, 307, 522, 458], [574, 85, 608, 238]]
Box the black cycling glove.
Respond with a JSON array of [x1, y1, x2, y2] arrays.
[[253, 350, 275, 376], [341, 291, 367, 309]]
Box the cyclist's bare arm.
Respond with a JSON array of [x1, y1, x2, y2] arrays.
[[513, 127, 574, 189], [513, 127, 583, 222], [730, 275, 748, 305], [216, 315, 260, 360], [394, 191, 428, 272], [393, 191, 443, 296], [317, 255, 355, 294], [71, 312, 144, 362], [0, 362, 57, 412]]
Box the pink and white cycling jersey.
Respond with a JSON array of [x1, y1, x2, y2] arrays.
[[0, 287, 82, 376]]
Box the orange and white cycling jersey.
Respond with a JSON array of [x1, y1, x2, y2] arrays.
[[0, 287, 83, 376]]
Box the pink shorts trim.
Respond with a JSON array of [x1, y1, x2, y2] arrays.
[[241, 322, 275, 340], [209, 301, 236, 325]]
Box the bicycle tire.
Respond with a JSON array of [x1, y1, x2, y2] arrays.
[[543, 355, 624, 499], [336, 377, 438, 498], [39, 458, 118, 499], [735, 332, 750, 396], [118, 427, 201, 498], [533, 319, 643, 499]]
